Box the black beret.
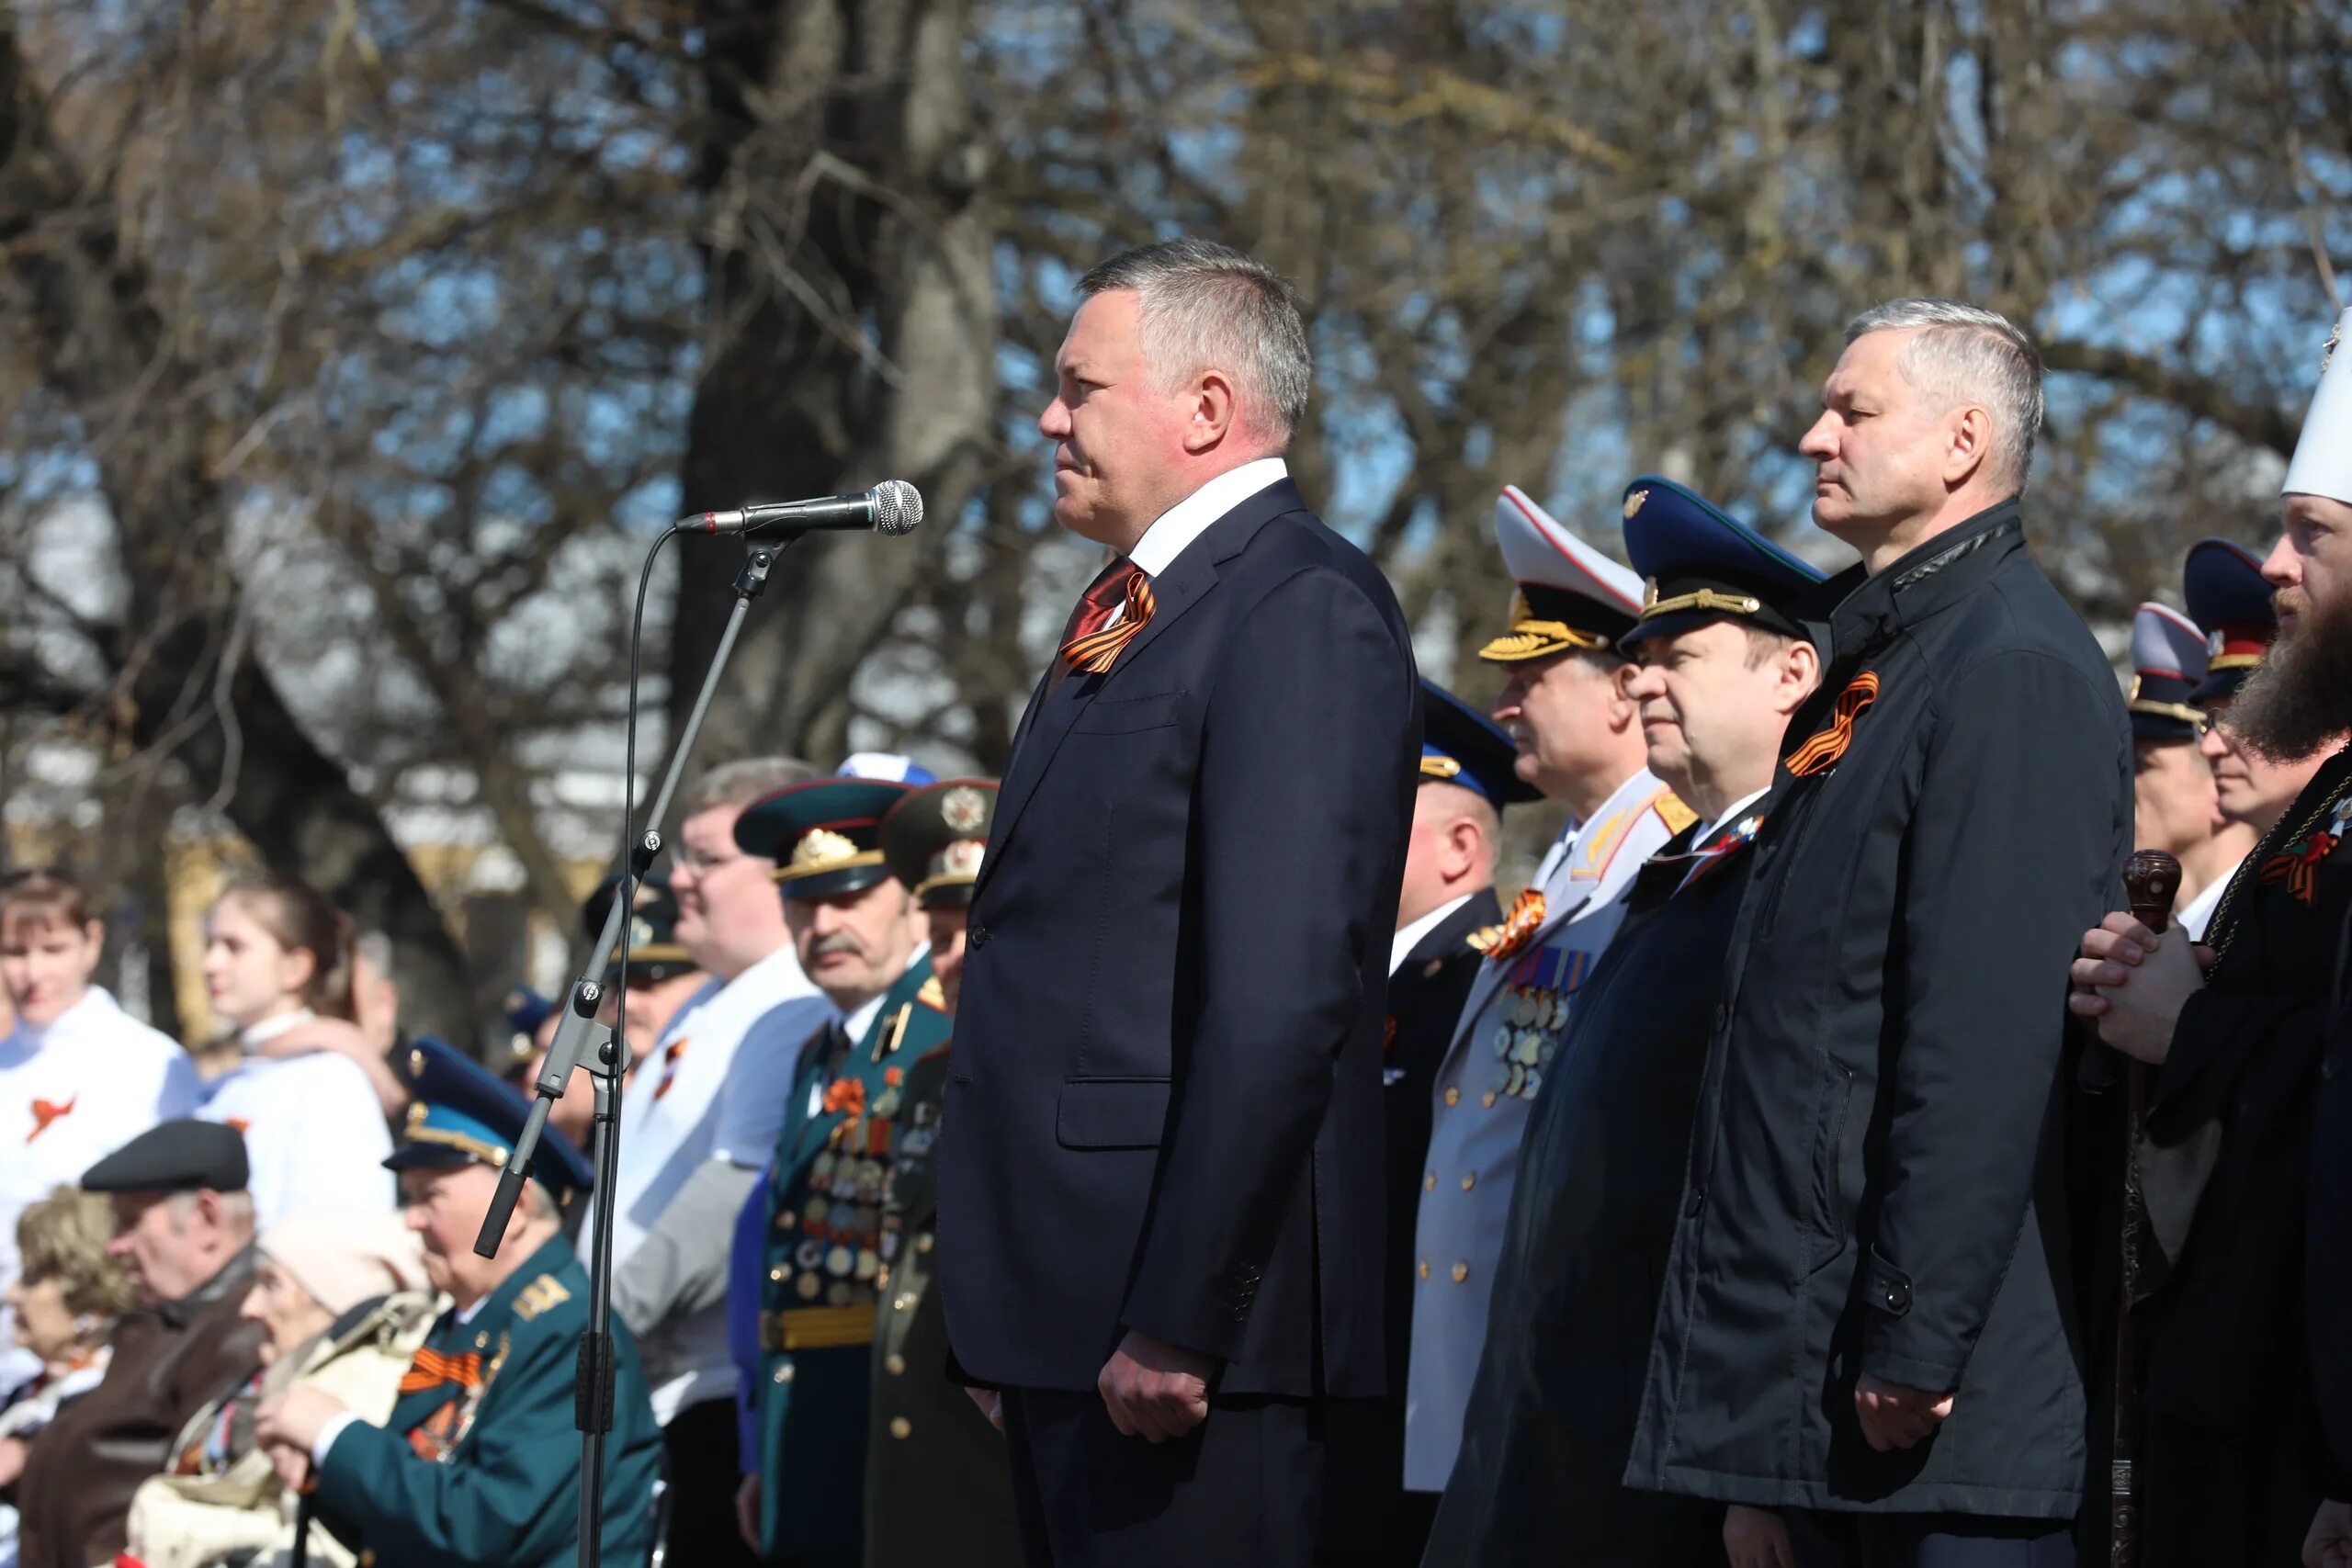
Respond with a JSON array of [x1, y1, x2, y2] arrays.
[[81, 1119, 251, 1195]]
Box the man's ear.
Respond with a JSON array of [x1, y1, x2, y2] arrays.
[[1943, 404, 1994, 490], [1608, 660, 1642, 730], [1183, 370, 1239, 455], [1781, 639, 1824, 714]]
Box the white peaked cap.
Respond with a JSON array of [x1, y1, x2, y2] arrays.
[[2283, 307, 2352, 505]]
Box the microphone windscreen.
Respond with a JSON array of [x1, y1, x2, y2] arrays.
[[870, 479, 923, 535]]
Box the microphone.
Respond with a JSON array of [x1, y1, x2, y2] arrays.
[[688, 480, 923, 536]]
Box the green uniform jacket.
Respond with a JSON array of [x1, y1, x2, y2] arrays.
[[755, 953, 952, 1565], [864, 1038, 1022, 1568], [312, 1232, 662, 1568]]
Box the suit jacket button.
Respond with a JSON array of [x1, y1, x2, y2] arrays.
[[1461, 1173, 1476, 1190], [968, 925, 990, 949], [1451, 1261, 1470, 1282], [1685, 1190, 1705, 1218], [890, 1416, 913, 1439], [1418, 1260, 1430, 1280], [1444, 1088, 1460, 1107]]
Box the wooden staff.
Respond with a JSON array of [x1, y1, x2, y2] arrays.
[[2112, 849, 2181, 1568]]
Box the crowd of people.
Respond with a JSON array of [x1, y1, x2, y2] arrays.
[[0, 235, 2346, 1568]]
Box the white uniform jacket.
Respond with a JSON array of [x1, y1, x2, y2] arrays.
[[1402, 766, 1689, 1492]]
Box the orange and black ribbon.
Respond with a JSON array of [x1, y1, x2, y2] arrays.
[[1061, 569, 1155, 674], [652, 1037, 688, 1100], [1785, 671, 1881, 777], [2259, 829, 2339, 908], [1470, 887, 1548, 964], [398, 1347, 485, 1395]]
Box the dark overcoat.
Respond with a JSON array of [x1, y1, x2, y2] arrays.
[[1623, 502, 2130, 1517], [2088, 747, 2352, 1563], [1426, 804, 1774, 1567]]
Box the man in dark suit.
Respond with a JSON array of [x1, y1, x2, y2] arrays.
[[1317, 680, 1528, 1568], [936, 236, 1420, 1568]]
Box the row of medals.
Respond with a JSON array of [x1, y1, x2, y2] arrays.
[[1492, 985, 1565, 1101], [787, 1149, 896, 1304]]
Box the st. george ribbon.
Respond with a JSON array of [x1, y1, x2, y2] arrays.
[[470, 479, 922, 1568]]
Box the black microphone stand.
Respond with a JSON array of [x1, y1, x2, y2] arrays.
[[472, 539, 778, 1568]]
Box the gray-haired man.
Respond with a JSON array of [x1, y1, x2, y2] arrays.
[[1623, 300, 2129, 1567], [939, 238, 1419, 1568]]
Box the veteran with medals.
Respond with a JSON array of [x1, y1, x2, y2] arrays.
[[252, 1040, 662, 1568], [727, 773, 945, 1568], [1405, 485, 1690, 1498], [865, 779, 1022, 1568], [1425, 479, 1823, 1568], [2075, 308, 2352, 1568]]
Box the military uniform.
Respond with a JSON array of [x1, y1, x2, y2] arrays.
[[863, 780, 1022, 1568], [728, 775, 950, 1567], [1405, 486, 1689, 1494], [2126, 600, 2232, 936], [307, 1041, 662, 1568], [1428, 478, 1822, 1568], [1319, 683, 1521, 1567]]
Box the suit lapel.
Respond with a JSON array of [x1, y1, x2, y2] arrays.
[[978, 480, 1304, 897]]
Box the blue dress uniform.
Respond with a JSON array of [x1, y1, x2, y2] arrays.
[[1426, 478, 1823, 1568], [727, 777, 952, 1568], [309, 1041, 662, 1568], [2125, 603, 2225, 934]]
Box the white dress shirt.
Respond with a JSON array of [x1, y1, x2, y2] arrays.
[[2177, 863, 2236, 942], [1391, 894, 1475, 978]]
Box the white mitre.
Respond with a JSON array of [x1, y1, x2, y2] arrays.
[[2282, 306, 2352, 504]]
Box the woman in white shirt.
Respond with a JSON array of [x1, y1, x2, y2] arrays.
[[0, 868, 200, 1390], [198, 876, 394, 1224]]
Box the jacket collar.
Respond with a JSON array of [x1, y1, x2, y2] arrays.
[[158, 1242, 259, 1330], [979, 479, 1306, 894], [1816, 499, 2027, 666], [459, 1230, 574, 1327]]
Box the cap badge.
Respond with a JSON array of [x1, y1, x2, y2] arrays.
[[933, 839, 987, 880], [629, 916, 654, 949], [790, 827, 861, 872], [1623, 489, 1649, 521], [1642, 578, 1659, 610], [940, 787, 988, 834]]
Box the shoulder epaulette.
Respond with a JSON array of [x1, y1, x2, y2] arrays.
[[1655, 791, 1698, 836], [512, 1274, 573, 1323]]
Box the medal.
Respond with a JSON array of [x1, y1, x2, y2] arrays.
[[804, 1196, 830, 1229], [1510, 991, 1538, 1027], [1524, 1066, 1544, 1098], [1505, 1063, 1527, 1097], [826, 1245, 854, 1278], [1492, 1024, 1514, 1059], [795, 1239, 825, 1271], [797, 1271, 821, 1301], [811, 1152, 835, 1182], [825, 1280, 853, 1307], [855, 1248, 880, 1281]]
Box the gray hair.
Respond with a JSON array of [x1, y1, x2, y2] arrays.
[[1078, 238, 1312, 446], [1846, 298, 2045, 496], [682, 756, 815, 816]]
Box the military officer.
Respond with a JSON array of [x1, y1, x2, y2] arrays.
[[1319, 682, 1527, 1567], [865, 778, 1022, 1568], [2076, 308, 2352, 1568], [1429, 476, 1824, 1568], [530, 870, 703, 1144], [2126, 600, 2254, 937], [253, 1038, 662, 1568], [1404, 485, 1691, 1497], [727, 773, 946, 1568]]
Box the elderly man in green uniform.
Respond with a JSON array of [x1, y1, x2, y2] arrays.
[[253, 1038, 662, 1568], [866, 778, 1022, 1568], [729, 773, 945, 1567]]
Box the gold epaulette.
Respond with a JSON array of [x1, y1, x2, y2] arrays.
[[513, 1274, 573, 1323], [1655, 792, 1699, 836]]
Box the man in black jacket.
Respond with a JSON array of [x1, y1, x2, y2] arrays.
[[2074, 306, 2352, 1568], [1625, 299, 2130, 1566], [1317, 679, 1523, 1568], [1427, 476, 1822, 1568], [936, 238, 1419, 1568]]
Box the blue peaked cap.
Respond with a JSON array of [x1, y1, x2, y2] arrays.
[[1616, 476, 1825, 650]]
